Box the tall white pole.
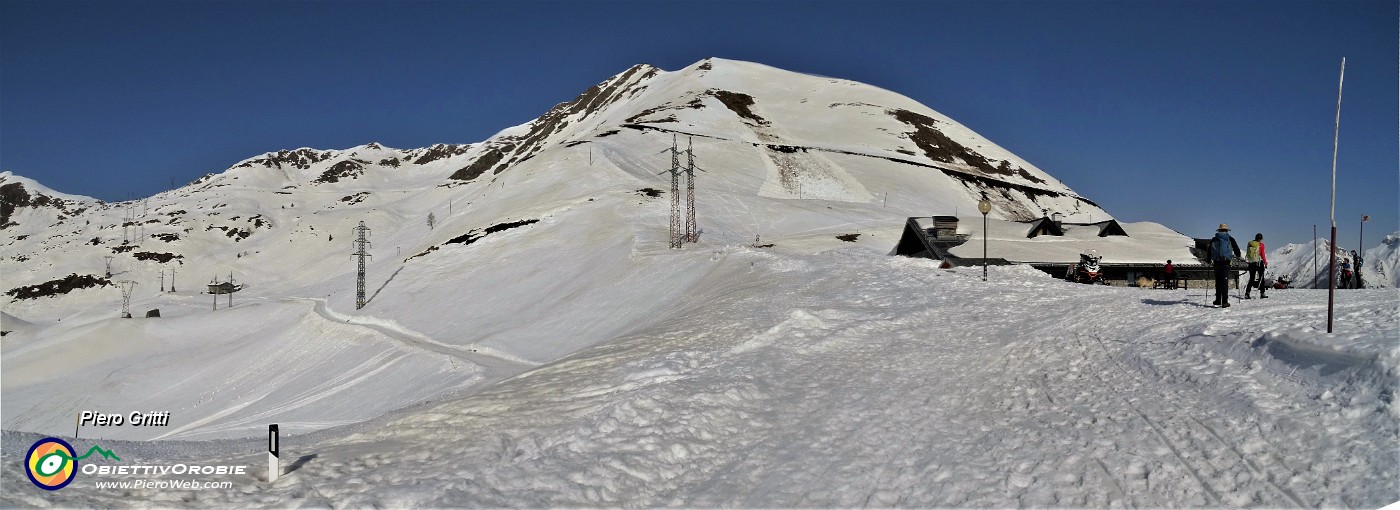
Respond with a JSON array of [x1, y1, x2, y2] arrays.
[[1330, 57, 1345, 227], [1327, 57, 1345, 333]]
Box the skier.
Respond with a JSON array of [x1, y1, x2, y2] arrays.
[[1244, 233, 1268, 299], [1210, 224, 1241, 308]]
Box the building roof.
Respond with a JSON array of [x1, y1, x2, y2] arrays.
[[917, 216, 1196, 265]]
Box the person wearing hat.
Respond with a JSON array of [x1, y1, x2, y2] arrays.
[[1210, 224, 1241, 307], [1244, 233, 1268, 299]]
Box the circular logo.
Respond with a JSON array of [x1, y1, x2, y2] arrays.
[[25, 438, 77, 491]]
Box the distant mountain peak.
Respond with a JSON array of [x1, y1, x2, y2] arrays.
[[434, 58, 1092, 221]]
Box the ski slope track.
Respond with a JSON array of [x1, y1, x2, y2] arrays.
[[2, 58, 1397, 507]]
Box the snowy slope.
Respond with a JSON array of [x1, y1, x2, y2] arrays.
[[3, 258, 1396, 507], [1359, 232, 1400, 288], [1267, 233, 1400, 289]]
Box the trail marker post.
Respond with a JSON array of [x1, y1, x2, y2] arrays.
[[268, 424, 280, 483]]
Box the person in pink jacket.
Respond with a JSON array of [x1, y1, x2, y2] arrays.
[[1244, 233, 1268, 299]]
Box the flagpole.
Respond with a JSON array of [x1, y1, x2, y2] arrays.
[[1327, 57, 1345, 333], [1358, 215, 1368, 287]]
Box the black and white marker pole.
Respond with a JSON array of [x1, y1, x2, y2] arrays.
[[268, 424, 279, 483]]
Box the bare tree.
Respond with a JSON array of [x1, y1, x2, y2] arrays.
[[427, 212, 436, 230]]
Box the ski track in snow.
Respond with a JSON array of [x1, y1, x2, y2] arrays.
[[4, 251, 1395, 508], [302, 297, 536, 380]]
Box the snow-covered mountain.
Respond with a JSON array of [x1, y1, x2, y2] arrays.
[[3, 58, 1396, 507], [1, 58, 1118, 440], [1266, 233, 1400, 289], [0, 56, 1365, 439]]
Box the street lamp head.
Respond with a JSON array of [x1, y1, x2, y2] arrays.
[[977, 198, 992, 216]]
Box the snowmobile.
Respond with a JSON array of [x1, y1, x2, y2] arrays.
[[1067, 249, 1107, 285]]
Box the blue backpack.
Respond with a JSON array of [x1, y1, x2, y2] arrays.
[[1211, 232, 1233, 261]]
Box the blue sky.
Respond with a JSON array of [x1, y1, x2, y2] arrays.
[[1, 0, 1394, 249]]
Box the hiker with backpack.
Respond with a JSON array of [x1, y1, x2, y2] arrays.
[[1211, 224, 1241, 308], [1244, 233, 1268, 299], [1352, 250, 1365, 288], [1340, 258, 1353, 289]]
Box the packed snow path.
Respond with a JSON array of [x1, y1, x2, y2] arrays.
[[4, 250, 1395, 507], [303, 297, 535, 383]]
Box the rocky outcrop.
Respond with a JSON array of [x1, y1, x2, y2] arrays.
[[450, 64, 659, 181]]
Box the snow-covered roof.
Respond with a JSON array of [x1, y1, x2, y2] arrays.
[[934, 216, 1197, 264]]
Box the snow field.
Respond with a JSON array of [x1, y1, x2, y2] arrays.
[[2, 297, 482, 441], [5, 249, 1393, 507]]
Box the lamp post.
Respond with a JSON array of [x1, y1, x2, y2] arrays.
[[1358, 214, 1368, 288], [977, 193, 992, 282]]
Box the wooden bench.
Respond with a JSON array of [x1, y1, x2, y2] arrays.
[[1153, 275, 1187, 289]]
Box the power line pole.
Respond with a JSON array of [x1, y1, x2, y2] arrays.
[[117, 280, 136, 318], [683, 136, 703, 243], [122, 203, 131, 244], [228, 271, 235, 308], [659, 135, 684, 249], [103, 256, 114, 278], [160, 270, 165, 292], [169, 266, 177, 292], [352, 221, 372, 309], [139, 199, 147, 242]]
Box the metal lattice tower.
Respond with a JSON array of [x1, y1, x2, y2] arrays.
[[683, 136, 703, 244], [168, 266, 177, 292], [121, 203, 131, 244], [117, 280, 136, 318], [139, 199, 147, 243], [660, 135, 683, 249], [352, 221, 372, 309], [103, 255, 114, 278]]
